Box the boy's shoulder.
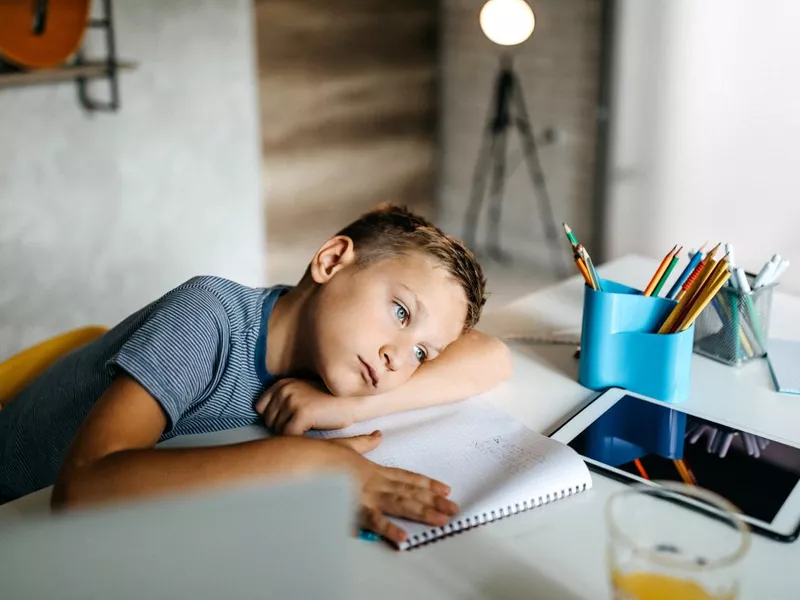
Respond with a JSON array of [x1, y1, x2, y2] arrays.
[[168, 276, 265, 306], [178, 275, 256, 295], [162, 276, 288, 330]]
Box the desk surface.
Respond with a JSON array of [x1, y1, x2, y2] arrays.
[[2, 255, 799, 599]]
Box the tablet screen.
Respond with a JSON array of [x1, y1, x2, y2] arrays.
[[567, 394, 800, 523]]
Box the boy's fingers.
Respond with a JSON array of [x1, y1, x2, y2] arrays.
[[383, 466, 452, 496], [328, 431, 382, 454], [360, 508, 406, 544], [274, 408, 295, 435], [378, 493, 450, 527], [256, 379, 291, 416], [282, 416, 309, 436], [254, 388, 274, 415], [264, 394, 285, 430], [380, 481, 459, 516]]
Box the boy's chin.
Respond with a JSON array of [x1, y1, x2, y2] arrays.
[[323, 373, 383, 399], [319, 374, 359, 398]]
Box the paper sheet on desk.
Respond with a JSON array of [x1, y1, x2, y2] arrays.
[[310, 397, 592, 549], [768, 339, 800, 394]]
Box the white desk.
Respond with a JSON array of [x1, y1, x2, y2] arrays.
[[2, 255, 799, 599]]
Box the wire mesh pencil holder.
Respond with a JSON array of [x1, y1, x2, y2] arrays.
[[693, 280, 775, 366]]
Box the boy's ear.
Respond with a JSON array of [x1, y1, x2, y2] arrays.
[[309, 236, 357, 284]]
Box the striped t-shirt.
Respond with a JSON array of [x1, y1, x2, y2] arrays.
[[0, 277, 289, 503]]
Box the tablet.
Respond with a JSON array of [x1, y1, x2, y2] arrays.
[[551, 387, 800, 542]]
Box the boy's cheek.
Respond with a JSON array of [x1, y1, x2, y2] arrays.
[[319, 362, 362, 398]]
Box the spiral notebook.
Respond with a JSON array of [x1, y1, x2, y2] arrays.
[[312, 397, 593, 550]]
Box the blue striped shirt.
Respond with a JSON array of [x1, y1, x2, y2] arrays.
[[0, 277, 289, 503]]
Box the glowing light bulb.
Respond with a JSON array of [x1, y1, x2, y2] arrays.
[[479, 0, 535, 46]]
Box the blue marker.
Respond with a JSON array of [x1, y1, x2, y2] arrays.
[[357, 529, 382, 543], [666, 248, 704, 299]]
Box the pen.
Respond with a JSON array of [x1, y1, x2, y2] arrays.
[[753, 254, 781, 288], [765, 259, 790, 286]]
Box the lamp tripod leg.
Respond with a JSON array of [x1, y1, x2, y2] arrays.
[[512, 81, 569, 277], [486, 128, 511, 263], [464, 128, 495, 252]]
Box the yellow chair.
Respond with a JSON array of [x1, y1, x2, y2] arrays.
[[0, 326, 108, 409]]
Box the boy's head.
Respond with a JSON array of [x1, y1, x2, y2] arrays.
[[300, 204, 486, 398]]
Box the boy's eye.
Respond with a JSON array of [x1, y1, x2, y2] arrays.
[[393, 302, 409, 324], [414, 346, 427, 363]]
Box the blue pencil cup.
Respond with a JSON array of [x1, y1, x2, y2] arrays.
[[578, 279, 694, 403]]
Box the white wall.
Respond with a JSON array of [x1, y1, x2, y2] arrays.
[[606, 0, 800, 292], [0, 0, 265, 359]]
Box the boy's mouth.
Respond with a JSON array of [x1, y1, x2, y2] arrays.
[[358, 356, 379, 388]]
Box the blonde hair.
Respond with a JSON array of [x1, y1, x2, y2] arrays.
[[334, 204, 486, 330]]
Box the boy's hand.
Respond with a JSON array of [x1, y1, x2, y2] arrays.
[[255, 378, 356, 435], [327, 432, 459, 543]]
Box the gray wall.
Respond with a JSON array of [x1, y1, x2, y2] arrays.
[[438, 0, 603, 269], [0, 0, 265, 360]]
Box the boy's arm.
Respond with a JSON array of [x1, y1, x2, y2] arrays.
[[352, 329, 512, 421], [259, 330, 512, 434], [53, 375, 345, 508], [53, 375, 458, 543]]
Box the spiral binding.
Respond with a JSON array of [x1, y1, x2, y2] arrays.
[[399, 481, 590, 550]]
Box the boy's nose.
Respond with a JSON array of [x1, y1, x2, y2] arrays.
[[380, 344, 405, 372]]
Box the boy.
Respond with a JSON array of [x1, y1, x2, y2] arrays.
[[0, 205, 511, 542]]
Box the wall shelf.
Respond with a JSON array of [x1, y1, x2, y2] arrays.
[[0, 0, 131, 112], [0, 60, 136, 89]]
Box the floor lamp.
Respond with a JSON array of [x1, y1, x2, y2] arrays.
[[463, 0, 567, 276]]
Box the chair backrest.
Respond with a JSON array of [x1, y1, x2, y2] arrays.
[[0, 326, 108, 408]]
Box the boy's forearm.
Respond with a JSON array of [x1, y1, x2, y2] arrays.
[[352, 330, 512, 422], [52, 437, 339, 510]]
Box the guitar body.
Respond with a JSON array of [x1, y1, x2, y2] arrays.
[[0, 0, 92, 69]]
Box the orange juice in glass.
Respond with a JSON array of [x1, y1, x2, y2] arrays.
[[606, 482, 750, 600]]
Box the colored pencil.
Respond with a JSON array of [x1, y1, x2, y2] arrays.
[[562, 222, 579, 247], [633, 459, 650, 481], [644, 245, 678, 296], [652, 247, 682, 297], [675, 244, 720, 303], [667, 248, 704, 299], [659, 255, 719, 334], [677, 260, 728, 332], [676, 267, 732, 332], [673, 459, 697, 486], [578, 245, 602, 292], [563, 223, 599, 290], [574, 252, 593, 287]]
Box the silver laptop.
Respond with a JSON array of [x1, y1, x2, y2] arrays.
[[0, 474, 355, 600]]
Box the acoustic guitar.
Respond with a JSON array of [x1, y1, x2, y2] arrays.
[[0, 0, 92, 69]]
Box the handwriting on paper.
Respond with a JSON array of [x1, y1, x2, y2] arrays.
[[472, 436, 546, 474]]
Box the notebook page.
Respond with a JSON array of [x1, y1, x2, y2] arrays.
[[310, 397, 592, 547]]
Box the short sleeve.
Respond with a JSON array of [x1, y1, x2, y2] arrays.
[[107, 286, 228, 430]]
